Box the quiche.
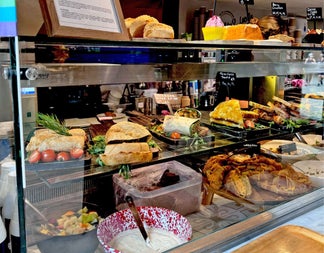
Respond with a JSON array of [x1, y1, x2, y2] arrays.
[[209, 100, 244, 128]]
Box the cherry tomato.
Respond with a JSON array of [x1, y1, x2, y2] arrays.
[[28, 150, 41, 163], [70, 148, 84, 159], [56, 151, 71, 161], [41, 149, 57, 162], [170, 132, 181, 139]]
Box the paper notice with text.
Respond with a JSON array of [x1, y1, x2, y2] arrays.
[[53, 0, 121, 33]]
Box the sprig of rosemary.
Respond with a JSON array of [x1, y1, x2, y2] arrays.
[[36, 113, 71, 136]]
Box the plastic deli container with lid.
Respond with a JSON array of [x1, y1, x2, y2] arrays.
[[113, 160, 202, 216]]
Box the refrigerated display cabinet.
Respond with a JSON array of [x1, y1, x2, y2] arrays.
[[0, 36, 323, 253]]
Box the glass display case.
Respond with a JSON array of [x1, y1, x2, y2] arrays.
[[0, 37, 323, 253]]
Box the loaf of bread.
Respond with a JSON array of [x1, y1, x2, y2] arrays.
[[143, 22, 174, 39], [129, 15, 159, 38]]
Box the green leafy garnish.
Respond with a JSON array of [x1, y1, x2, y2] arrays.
[[88, 135, 106, 155], [95, 157, 105, 167], [147, 139, 162, 151], [36, 113, 71, 136], [119, 164, 131, 179], [282, 119, 309, 132]]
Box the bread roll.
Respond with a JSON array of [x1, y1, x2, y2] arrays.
[[143, 22, 174, 39], [124, 17, 135, 29], [129, 15, 158, 38], [99, 142, 153, 166], [124, 17, 135, 35]]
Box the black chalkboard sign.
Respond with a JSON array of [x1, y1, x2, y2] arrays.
[[306, 7, 322, 20], [217, 72, 236, 87], [239, 0, 254, 5], [214, 72, 237, 105], [271, 2, 287, 16]]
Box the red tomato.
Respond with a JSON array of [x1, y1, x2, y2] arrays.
[[28, 150, 41, 163], [70, 148, 84, 159], [56, 151, 71, 161], [170, 132, 181, 139], [41, 149, 56, 163], [244, 120, 255, 129]]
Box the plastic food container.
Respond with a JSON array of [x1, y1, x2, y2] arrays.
[[202, 27, 226, 40], [113, 161, 202, 216]]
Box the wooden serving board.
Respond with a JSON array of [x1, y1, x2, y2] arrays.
[[233, 225, 324, 253]]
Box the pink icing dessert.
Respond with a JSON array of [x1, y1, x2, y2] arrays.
[[205, 15, 224, 27]]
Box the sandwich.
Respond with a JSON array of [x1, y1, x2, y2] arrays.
[[26, 128, 86, 152], [99, 121, 153, 166], [209, 99, 245, 128], [105, 121, 152, 144]]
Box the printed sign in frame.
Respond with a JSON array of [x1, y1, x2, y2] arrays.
[[39, 0, 130, 40]]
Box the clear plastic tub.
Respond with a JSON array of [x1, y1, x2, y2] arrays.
[[113, 161, 202, 215]]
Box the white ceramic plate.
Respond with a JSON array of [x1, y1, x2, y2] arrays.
[[292, 134, 324, 150], [293, 160, 324, 187], [316, 152, 324, 161], [261, 139, 321, 161], [97, 113, 126, 120]]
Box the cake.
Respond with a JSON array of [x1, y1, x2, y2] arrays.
[[224, 24, 263, 40]]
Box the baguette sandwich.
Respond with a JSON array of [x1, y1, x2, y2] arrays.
[[100, 121, 153, 166], [26, 128, 86, 152]]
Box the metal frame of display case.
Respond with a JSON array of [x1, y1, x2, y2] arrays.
[[2, 36, 324, 253]]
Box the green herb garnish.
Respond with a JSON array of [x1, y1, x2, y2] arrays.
[[36, 113, 71, 136], [119, 164, 131, 179], [88, 135, 106, 155]]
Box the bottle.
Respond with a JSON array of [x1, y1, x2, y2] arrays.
[[193, 9, 199, 40], [199, 7, 206, 40], [0, 213, 6, 253], [9, 204, 20, 253], [0, 161, 16, 208], [181, 82, 190, 108], [181, 96, 191, 108], [2, 171, 17, 253]]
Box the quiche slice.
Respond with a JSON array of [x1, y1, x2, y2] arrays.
[[209, 100, 244, 128]]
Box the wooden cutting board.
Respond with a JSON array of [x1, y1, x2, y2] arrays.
[[233, 225, 324, 253]]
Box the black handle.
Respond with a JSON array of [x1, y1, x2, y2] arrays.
[[125, 196, 148, 241]]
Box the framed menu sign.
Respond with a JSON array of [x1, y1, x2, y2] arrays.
[[306, 7, 322, 20], [271, 2, 287, 16], [39, 0, 130, 40]]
